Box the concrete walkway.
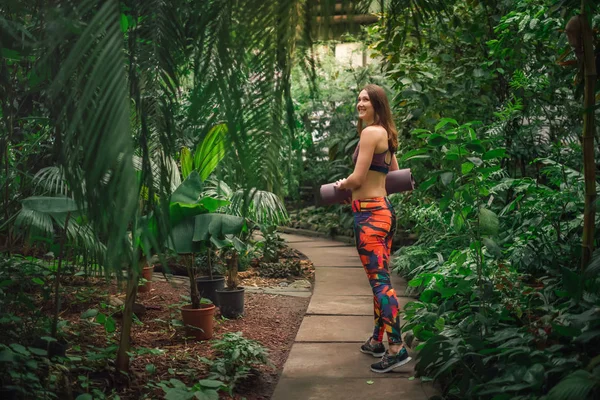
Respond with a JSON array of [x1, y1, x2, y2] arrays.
[[272, 233, 436, 400]]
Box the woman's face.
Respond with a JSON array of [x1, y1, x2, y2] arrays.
[[357, 90, 375, 122]]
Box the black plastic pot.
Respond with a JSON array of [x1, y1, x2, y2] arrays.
[[0, 387, 18, 400], [216, 287, 245, 319], [196, 276, 225, 306]]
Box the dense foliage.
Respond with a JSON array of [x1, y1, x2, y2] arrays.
[[1, 0, 599, 398], [287, 1, 600, 399], [378, 1, 600, 399]]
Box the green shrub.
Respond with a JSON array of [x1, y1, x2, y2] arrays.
[[159, 378, 226, 400], [204, 332, 270, 393]]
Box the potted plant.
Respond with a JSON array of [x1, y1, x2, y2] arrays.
[[193, 214, 248, 319], [197, 182, 289, 319], [165, 172, 246, 339], [179, 125, 230, 306], [214, 236, 248, 319], [194, 242, 225, 306], [179, 251, 216, 340], [137, 263, 154, 293]]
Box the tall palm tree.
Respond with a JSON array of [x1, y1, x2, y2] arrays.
[[1, 0, 451, 373]]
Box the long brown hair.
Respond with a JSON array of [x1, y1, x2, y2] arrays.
[[357, 84, 398, 152]]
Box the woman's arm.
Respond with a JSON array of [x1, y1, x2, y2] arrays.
[[336, 127, 384, 190], [390, 154, 399, 172]]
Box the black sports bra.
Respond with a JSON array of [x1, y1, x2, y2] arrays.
[[352, 145, 392, 174]]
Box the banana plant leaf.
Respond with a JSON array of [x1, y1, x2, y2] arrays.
[[210, 235, 247, 253], [194, 123, 227, 181], [169, 171, 229, 226], [170, 197, 229, 227], [180, 147, 193, 180], [231, 236, 247, 253], [193, 214, 246, 242], [210, 235, 230, 249], [167, 219, 205, 254], [170, 171, 204, 204]]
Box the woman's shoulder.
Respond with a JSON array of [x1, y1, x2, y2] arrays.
[[361, 125, 387, 141]]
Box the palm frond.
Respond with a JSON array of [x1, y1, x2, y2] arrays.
[[14, 208, 54, 240], [53, 213, 107, 263], [230, 188, 289, 227], [33, 167, 69, 197], [37, 0, 137, 268], [203, 178, 234, 200]]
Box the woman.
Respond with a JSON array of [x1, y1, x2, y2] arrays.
[[335, 84, 411, 373]]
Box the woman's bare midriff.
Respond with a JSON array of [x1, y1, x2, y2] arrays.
[[352, 169, 387, 201]]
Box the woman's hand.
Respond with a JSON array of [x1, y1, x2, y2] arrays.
[[334, 178, 348, 190]]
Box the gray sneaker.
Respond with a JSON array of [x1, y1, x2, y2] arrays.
[[360, 339, 385, 357], [370, 348, 412, 373]]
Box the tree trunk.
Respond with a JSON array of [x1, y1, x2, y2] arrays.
[[226, 252, 239, 289], [208, 247, 213, 280], [188, 254, 201, 309], [51, 212, 71, 338], [115, 258, 141, 373], [580, 4, 597, 270]]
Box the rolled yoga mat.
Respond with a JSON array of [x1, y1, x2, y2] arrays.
[[319, 168, 415, 205]]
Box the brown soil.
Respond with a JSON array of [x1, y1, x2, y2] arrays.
[[128, 282, 310, 399], [50, 278, 310, 399], [2, 248, 313, 399]]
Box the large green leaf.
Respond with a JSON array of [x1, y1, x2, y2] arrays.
[[180, 147, 193, 180], [428, 134, 448, 146], [170, 171, 204, 204], [483, 148, 506, 161], [198, 379, 224, 389], [400, 148, 430, 162], [461, 162, 475, 175], [479, 207, 499, 236], [440, 171, 454, 186], [522, 364, 545, 390], [169, 172, 229, 226], [167, 219, 204, 254], [435, 118, 458, 131], [466, 140, 486, 153], [194, 123, 227, 181], [547, 370, 597, 400], [164, 388, 195, 400], [21, 196, 80, 214], [170, 197, 229, 227], [193, 214, 246, 242]]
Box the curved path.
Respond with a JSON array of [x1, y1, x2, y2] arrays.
[[272, 233, 436, 400]]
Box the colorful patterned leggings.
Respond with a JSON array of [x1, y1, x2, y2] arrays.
[[352, 197, 402, 345]]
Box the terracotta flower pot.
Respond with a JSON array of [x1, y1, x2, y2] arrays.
[[138, 265, 154, 293], [180, 304, 216, 340]]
